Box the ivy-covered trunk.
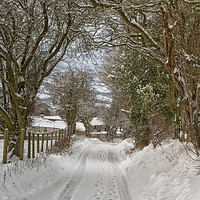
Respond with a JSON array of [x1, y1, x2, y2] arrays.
[[160, 3, 200, 154], [179, 82, 200, 154]]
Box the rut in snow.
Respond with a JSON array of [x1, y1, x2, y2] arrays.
[[59, 143, 132, 200]]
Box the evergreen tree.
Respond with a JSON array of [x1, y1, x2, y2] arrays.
[[103, 48, 176, 148]]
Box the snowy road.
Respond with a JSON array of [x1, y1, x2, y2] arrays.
[[34, 140, 132, 200], [1, 138, 199, 200]]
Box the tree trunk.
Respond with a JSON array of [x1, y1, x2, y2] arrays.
[[83, 121, 90, 136], [160, 4, 200, 154]]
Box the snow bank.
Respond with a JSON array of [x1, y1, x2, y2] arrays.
[[0, 138, 89, 200], [0, 154, 72, 200], [116, 138, 135, 161], [122, 140, 200, 200]]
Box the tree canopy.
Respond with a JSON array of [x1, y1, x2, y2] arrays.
[[78, 0, 200, 151], [0, 0, 94, 131]]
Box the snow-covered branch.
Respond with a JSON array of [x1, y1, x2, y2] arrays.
[[22, 3, 48, 71], [0, 106, 14, 130]]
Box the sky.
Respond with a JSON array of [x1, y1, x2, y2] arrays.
[[53, 49, 105, 74]]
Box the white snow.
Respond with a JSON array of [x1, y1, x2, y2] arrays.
[[32, 116, 66, 129], [92, 85, 110, 93], [0, 138, 200, 200], [0, 139, 4, 161], [90, 117, 105, 126], [43, 116, 62, 120], [76, 122, 85, 132], [37, 93, 51, 99], [31, 116, 88, 132], [91, 76, 112, 105], [183, 50, 192, 61], [121, 140, 200, 200], [96, 94, 112, 103]]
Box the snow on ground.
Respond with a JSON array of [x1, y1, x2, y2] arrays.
[[96, 94, 112, 104], [0, 137, 86, 200], [120, 139, 200, 200], [0, 137, 200, 200], [92, 84, 110, 94], [91, 76, 112, 105], [91, 77, 111, 93], [0, 140, 3, 162]]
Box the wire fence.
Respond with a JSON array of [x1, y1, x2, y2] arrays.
[[1, 129, 71, 164]]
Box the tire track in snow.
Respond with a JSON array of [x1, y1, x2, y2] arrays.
[[58, 147, 92, 200], [91, 148, 131, 200], [107, 149, 132, 200], [91, 149, 107, 200], [58, 144, 131, 200], [92, 149, 120, 200]]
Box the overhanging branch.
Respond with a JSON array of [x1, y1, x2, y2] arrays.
[[0, 106, 14, 130], [21, 2, 48, 71]]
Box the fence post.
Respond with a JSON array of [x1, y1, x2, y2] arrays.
[[67, 126, 70, 138], [55, 131, 57, 144], [20, 129, 25, 160], [51, 132, 53, 148], [64, 128, 66, 139], [41, 134, 44, 152], [3, 129, 9, 164], [32, 133, 35, 158], [61, 129, 64, 140], [64, 128, 66, 140], [59, 130, 61, 142], [72, 123, 75, 135], [37, 133, 39, 153], [46, 132, 49, 151], [68, 126, 70, 141], [28, 132, 31, 158], [69, 125, 72, 138]]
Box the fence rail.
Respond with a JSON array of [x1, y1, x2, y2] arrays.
[[1, 128, 70, 164]]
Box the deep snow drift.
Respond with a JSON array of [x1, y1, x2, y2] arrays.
[[0, 137, 199, 200], [121, 140, 200, 200]]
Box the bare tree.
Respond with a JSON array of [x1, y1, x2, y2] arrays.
[[77, 92, 97, 135], [48, 69, 96, 135], [0, 0, 95, 156], [97, 96, 130, 139]]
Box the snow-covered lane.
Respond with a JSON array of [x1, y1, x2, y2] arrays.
[[59, 142, 131, 200], [1, 138, 200, 200], [34, 140, 132, 200]]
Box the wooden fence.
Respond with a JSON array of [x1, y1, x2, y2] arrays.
[[2, 128, 70, 164]]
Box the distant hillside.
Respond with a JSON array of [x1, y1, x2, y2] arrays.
[[37, 75, 112, 107], [91, 76, 112, 105]]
